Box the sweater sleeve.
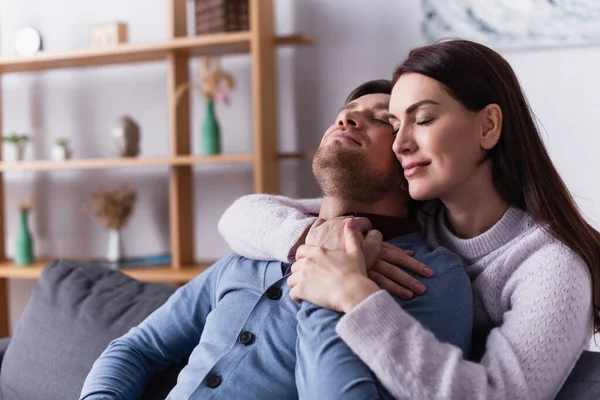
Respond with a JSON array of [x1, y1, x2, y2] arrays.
[[335, 249, 593, 400], [218, 194, 322, 263]]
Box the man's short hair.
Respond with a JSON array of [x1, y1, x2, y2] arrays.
[[344, 79, 393, 104]]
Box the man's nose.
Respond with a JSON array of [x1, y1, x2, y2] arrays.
[[337, 111, 361, 128]]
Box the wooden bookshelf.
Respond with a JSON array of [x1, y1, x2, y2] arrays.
[[0, 0, 315, 336]]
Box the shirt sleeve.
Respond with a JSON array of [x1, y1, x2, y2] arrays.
[[335, 253, 592, 400], [295, 301, 394, 400], [218, 194, 322, 263], [79, 254, 235, 400]]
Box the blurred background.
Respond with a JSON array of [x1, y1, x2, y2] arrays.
[[0, 0, 599, 344]]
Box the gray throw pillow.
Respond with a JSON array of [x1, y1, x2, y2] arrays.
[[0, 259, 184, 400]]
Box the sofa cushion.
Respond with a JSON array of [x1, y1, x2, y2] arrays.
[[0, 259, 184, 400], [556, 350, 600, 399]]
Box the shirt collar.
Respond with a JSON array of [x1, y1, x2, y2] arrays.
[[308, 211, 421, 241]]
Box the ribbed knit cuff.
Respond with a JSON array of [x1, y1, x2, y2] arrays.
[[271, 215, 318, 264], [336, 290, 417, 357]]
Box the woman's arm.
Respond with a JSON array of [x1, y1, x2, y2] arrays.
[[218, 194, 321, 262], [335, 251, 592, 400]]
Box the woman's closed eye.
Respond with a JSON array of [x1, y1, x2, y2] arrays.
[[416, 114, 437, 125]]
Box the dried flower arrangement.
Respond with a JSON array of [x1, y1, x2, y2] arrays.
[[174, 56, 236, 105], [17, 196, 33, 213], [90, 186, 137, 230]]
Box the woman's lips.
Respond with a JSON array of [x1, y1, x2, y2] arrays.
[[403, 162, 431, 178]]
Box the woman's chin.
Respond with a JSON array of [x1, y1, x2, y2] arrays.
[[408, 184, 436, 201]]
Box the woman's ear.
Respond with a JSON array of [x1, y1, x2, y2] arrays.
[[479, 104, 502, 150]]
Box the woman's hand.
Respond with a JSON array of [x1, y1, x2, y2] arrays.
[[305, 216, 373, 250], [303, 217, 435, 300], [369, 242, 434, 299], [288, 219, 380, 313]]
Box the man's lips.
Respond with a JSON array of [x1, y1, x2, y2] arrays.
[[403, 161, 431, 177], [329, 131, 361, 146]]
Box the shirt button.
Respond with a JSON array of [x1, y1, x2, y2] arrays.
[[266, 286, 282, 300], [239, 331, 254, 345], [205, 374, 222, 388]]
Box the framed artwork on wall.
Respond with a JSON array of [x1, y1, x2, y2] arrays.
[[422, 0, 600, 50]]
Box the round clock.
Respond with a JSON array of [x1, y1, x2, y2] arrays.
[[14, 27, 43, 56]]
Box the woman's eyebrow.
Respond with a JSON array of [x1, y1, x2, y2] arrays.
[[388, 100, 440, 120], [405, 100, 440, 114]]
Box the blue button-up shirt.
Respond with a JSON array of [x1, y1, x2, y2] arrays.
[[80, 233, 472, 400]]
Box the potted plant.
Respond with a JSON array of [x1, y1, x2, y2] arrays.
[[1, 133, 30, 161], [52, 138, 73, 160]]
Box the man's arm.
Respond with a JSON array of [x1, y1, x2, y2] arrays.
[[79, 254, 236, 400], [295, 262, 472, 400], [296, 302, 394, 400]]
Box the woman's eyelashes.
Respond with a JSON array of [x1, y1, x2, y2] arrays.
[[416, 114, 437, 125]]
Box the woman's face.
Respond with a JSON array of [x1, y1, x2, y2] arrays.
[[388, 73, 486, 201]]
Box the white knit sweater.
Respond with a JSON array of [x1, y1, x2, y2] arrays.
[[217, 195, 594, 399]]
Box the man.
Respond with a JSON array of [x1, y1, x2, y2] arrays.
[[80, 80, 472, 400]]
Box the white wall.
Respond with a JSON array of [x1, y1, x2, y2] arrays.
[[1, 0, 600, 348]]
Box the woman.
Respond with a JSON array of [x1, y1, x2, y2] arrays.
[[218, 40, 600, 399]]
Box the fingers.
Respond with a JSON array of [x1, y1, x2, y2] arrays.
[[350, 217, 372, 236], [295, 244, 323, 261], [344, 219, 364, 256], [380, 246, 434, 277], [362, 230, 383, 269], [371, 259, 426, 295], [288, 285, 302, 304], [364, 229, 383, 246], [368, 270, 414, 299]]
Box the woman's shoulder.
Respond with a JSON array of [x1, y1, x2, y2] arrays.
[[505, 213, 591, 286]]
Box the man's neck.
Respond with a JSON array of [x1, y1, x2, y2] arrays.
[[318, 195, 407, 220]]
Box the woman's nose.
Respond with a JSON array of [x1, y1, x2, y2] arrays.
[[392, 128, 416, 155]]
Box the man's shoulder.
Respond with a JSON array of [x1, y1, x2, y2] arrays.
[[386, 233, 465, 276]]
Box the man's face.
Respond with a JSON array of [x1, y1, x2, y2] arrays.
[[313, 93, 405, 203]]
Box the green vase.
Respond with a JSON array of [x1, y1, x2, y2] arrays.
[[15, 210, 34, 266], [202, 100, 221, 155]]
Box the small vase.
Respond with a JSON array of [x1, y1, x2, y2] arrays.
[[6, 144, 26, 162], [51, 145, 73, 161], [15, 210, 35, 266], [201, 100, 221, 155], [106, 228, 122, 265], [16, 144, 25, 161]]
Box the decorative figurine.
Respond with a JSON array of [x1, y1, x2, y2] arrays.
[[110, 116, 140, 157]]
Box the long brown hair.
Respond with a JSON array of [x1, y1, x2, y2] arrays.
[[393, 39, 600, 333]]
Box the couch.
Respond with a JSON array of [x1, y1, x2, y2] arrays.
[[0, 259, 598, 399]]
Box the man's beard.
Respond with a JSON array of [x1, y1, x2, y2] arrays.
[[312, 143, 398, 203]]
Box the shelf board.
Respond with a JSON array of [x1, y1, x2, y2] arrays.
[[0, 154, 254, 172], [0, 152, 311, 172], [0, 33, 315, 74], [0, 260, 211, 283]]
